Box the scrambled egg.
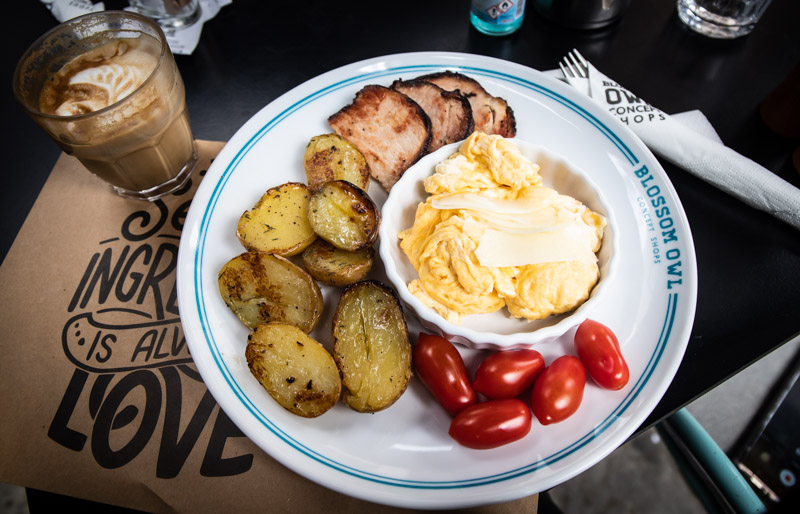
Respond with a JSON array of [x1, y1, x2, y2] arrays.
[[399, 132, 606, 324]]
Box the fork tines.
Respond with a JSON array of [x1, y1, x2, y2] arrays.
[[562, 49, 590, 79]]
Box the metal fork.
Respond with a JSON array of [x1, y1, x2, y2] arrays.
[[559, 49, 591, 96]]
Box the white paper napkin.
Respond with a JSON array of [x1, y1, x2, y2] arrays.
[[559, 53, 800, 231], [42, 0, 232, 55], [41, 0, 105, 20]]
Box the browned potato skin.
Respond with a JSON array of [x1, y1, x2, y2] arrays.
[[236, 182, 317, 257], [304, 134, 370, 193], [333, 281, 412, 413], [218, 251, 323, 333], [301, 239, 374, 287], [246, 323, 341, 418], [308, 180, 380, 252]]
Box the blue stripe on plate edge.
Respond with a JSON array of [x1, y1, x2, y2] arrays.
[[193, 64, 672, 489]]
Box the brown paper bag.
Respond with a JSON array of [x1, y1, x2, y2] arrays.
[[0, 141, 538, 513]]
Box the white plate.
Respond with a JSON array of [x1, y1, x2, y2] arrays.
[[177, 52, 697, 509]]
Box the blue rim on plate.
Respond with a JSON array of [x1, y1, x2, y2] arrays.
[[179, 53, 696, 507]]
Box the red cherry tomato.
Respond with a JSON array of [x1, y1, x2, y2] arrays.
[[531, 355, 586, 425], [448, 399, 532, 450], [574, 319, 630, 390], [472, 349, 545, 400], [413, 333, 477, 416]]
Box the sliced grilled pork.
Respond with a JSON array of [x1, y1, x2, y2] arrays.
[[390, 78, 474, 152], [329, 84, 432, 191], [415, 71, 516, 138]]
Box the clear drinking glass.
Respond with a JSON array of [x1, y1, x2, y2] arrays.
[[128, 0, 202, 30], [13, 11, 197, 201], [677, 0, 773, 39]]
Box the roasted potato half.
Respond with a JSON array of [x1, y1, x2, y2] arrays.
[[237, 182, 317, 257], [218, 251, 323, 333], [301, 239, 374, 287], [246, 323, 341, 418], [333, 281, 412, 412], [304, 133, 370, 193], [308, 180, 380, 252]]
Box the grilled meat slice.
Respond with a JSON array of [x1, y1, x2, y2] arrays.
[[329, 84, 432, 191], [416, 71, 516, 138], [391, 78, 474, 151]]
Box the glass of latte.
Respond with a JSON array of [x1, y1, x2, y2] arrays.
[[13, 11, 197, 201]]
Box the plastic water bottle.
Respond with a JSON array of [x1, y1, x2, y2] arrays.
[[470, 0, 526, 36]]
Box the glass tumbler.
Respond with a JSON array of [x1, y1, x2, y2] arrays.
[[13, 11, 197, 201], [128, 0, 202, 30], [677, 0, 773, 39]]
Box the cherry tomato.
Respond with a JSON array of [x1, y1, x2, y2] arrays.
[[448, 398, 532, 449], [574, 319, 630, 390], [472, 349, 545, 400], [413, 333, 476, 416], [531, 355, 586, 425]]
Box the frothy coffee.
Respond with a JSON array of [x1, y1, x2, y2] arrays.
[[39, 38, 157, 116], [27, 31, 196, 195], [15, 12, 197, 200]]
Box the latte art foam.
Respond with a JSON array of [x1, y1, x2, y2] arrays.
[[54, 63, 148, 115], [39, 38, 158, 116]]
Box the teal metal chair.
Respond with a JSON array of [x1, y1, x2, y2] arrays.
[[657, 408, 768, 514]]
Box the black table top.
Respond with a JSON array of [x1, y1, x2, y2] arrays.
[[4, 0, 800, 503]]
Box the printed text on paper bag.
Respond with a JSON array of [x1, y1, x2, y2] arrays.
[[47, 171, 255, 479]]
